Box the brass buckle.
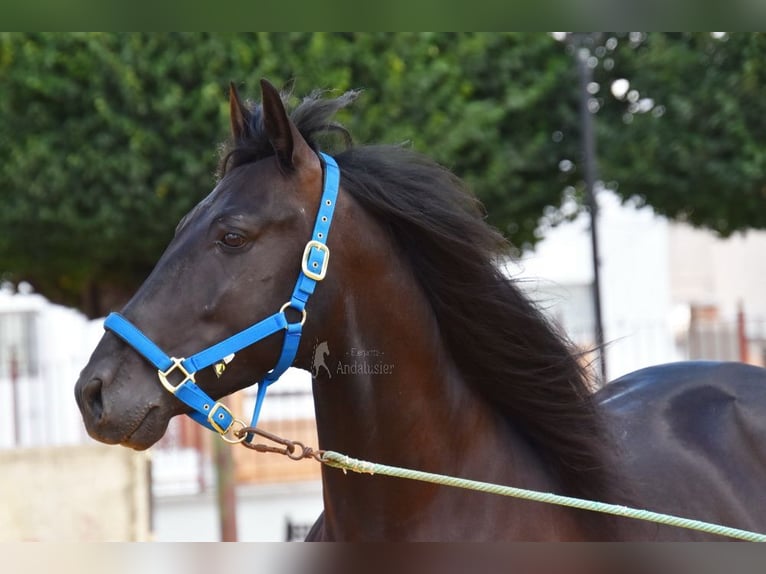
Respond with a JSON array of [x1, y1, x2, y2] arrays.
[[208, 402, 240, 437], [301, 240, 330, 281], [157, 357, 195, 395], [208, 402, 231, 433]]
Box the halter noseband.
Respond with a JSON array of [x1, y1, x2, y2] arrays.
[[103, 152, 340, 443]]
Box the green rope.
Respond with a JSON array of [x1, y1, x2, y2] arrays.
[[321, 450, 766, 542]]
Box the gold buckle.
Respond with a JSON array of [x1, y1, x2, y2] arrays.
[[157, 357, 195, 395], [301, 240, 330, 281], [208, 402, 236, 435]]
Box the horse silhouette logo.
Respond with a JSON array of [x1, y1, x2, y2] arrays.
[[311, 340, 332, 379]]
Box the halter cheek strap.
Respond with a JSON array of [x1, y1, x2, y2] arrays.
[[103, 152, 340, 442]]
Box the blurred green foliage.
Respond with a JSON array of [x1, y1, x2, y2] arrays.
[[1, 33, 764, 316], [596, 33, 766, 235], [2, 0, 765, 31]]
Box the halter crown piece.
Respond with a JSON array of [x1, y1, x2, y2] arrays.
[[103, 152, 340, 443]]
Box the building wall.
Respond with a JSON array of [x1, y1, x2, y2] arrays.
[[513, 190, 766, 381], [669, 224, 766, 320], [0, 290, 103, 448], [513, 191, 679, 381]]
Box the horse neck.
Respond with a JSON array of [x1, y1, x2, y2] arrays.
[[312, 288, 493, 470], [308, 244, 574, 540]]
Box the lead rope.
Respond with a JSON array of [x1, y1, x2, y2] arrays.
[[235, 426, 766, 542]]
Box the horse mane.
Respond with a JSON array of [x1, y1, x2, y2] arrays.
[[219, 88, 618, 504]]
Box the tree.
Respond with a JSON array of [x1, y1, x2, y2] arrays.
[[593, 33, 766, 236], [0, 33, 244, 315], [0, 32, 576, 317], [1, 33, 765, 317]]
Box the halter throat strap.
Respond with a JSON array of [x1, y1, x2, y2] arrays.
[[104, 152, 340, 440]]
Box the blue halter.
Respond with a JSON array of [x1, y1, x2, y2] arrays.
[[103, 152, 340, 443]]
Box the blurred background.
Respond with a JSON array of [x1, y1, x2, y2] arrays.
[[1, 32, 765, 541]]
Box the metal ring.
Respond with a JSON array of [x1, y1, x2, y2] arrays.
[[279, 301, 307, 326], [220, 419, 247, 444], [285, 440, 309, 461]]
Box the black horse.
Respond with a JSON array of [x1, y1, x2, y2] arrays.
[[75, 80, 766, 540]]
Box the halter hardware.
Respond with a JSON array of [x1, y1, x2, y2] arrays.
[[157, 357, 195, 395], [301, 240, 330, 281], [103, 153, 340, 441], [279, 301, 307, 326], [208, 402, 236, 434]]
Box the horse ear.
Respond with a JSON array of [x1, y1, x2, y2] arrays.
[[229, 82, 252, 142], [259, 78, 317, 174]]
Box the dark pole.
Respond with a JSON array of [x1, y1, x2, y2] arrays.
[[574, 35, 607, 382]]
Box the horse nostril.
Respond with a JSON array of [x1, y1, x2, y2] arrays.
[[82, 378, 105, 422]]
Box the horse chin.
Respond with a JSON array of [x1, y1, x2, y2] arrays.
[[119, 407, 171, 451]]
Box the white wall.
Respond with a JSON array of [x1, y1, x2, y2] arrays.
[[0, 291, 104, 447], [669, 225, 766, 321], [512, 191, 680, 381]]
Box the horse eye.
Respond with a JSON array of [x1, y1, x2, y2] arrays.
[[220, 232, 246, 249]]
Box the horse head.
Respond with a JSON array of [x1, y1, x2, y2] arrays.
[[74, 80, 359, 449]]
